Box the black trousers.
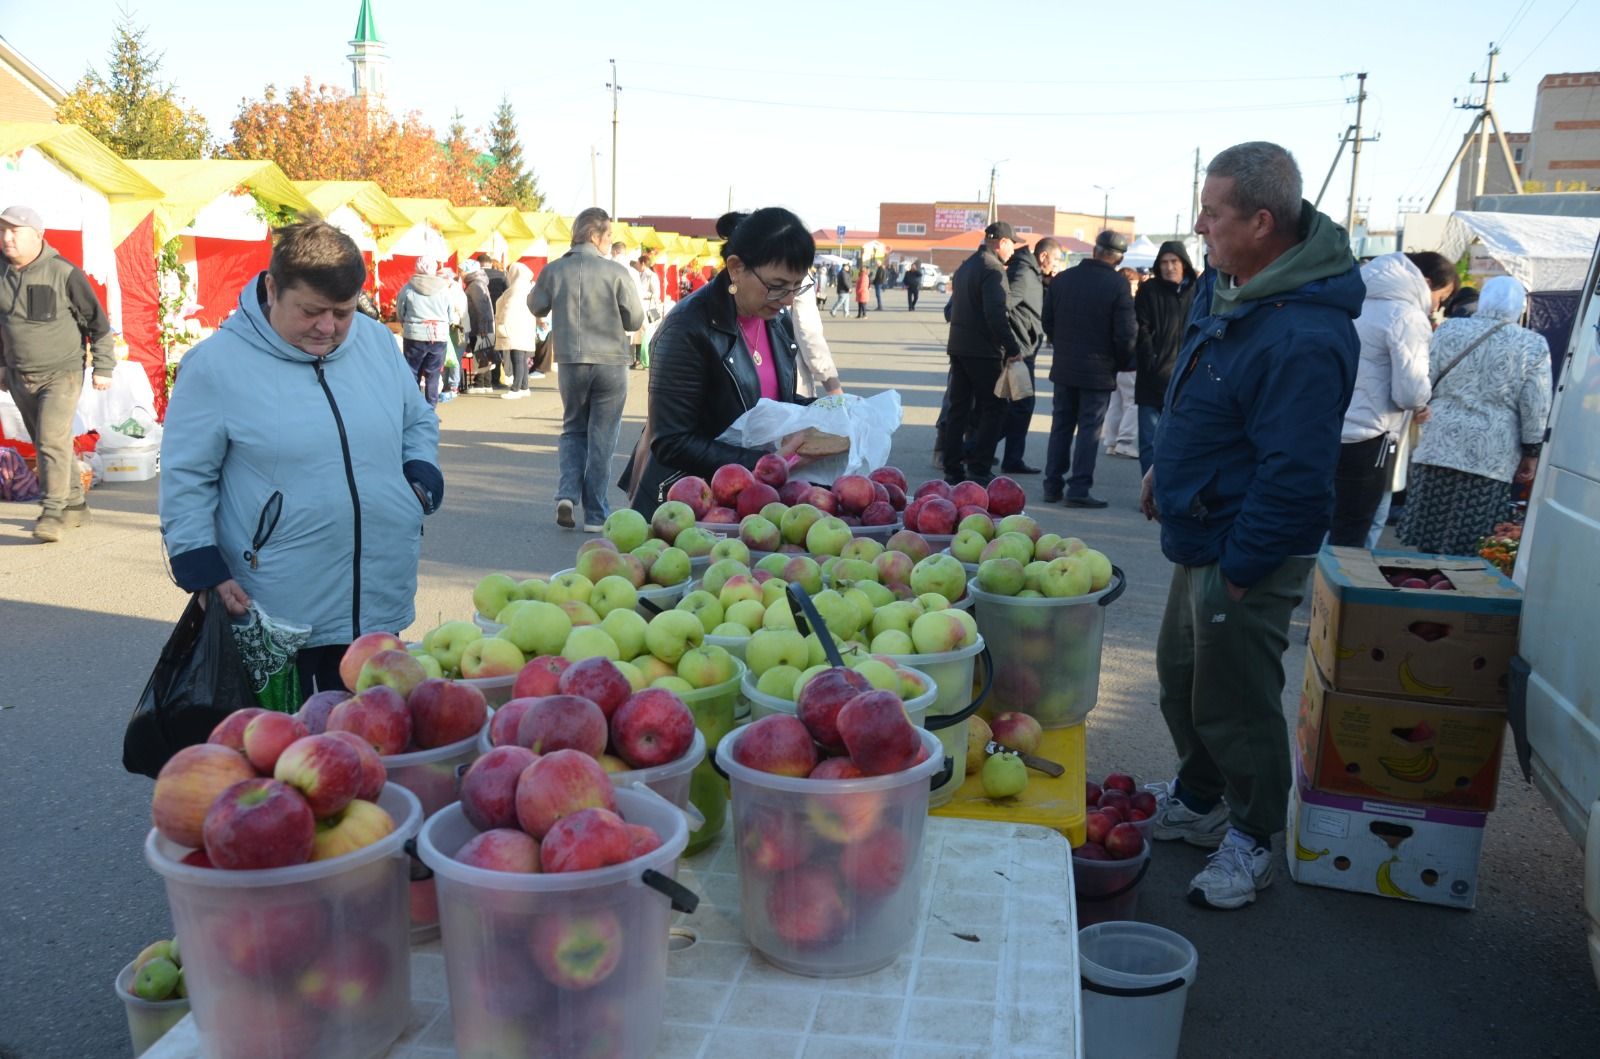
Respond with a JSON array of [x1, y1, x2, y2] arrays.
[[1001, 354, 1037, 468], [1328, 434, 1393, 547], [941, 356, 1006, 478], [296, 644, 348, 703], [907, 287, 920, 311]]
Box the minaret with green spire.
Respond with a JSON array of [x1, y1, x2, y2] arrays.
[[347, 0, 388, 106]]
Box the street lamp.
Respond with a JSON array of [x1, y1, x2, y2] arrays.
[[1093, 184, 1114, 237]]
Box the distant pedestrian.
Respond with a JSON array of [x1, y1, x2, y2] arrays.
[[999, 238, 1064, 475], [395, 256, 454, 406], [1104, 266, 1143, 458], [790, 272, 844, 398], [1040, 229, 1136, 507], [529, 207, 645, 531], [872, 262, 885, 310], [460, 260, 497, 390], [854, 265, 870, 318], [494, 262, 538, 399], [905, 259, 923, 311], [939, 221, 1021, 485], [829, 265, 851, 317], [1132, 241, 1197, 475], [631, 249, 664, 370], [474, 252, 508, 309]]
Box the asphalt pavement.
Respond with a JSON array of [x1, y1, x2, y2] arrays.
[[1, 290, 1595, 1057]]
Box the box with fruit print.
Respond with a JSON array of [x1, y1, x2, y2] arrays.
[[1309, 546, 1521, 707], [1287, 757, 1486, 909], [1296, 655, 1506, 811]]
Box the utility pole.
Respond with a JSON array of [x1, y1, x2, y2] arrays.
[[605, 60, 621, 217], [1312, 73, 1379, 231], [1426, 44, 1522, 211], [590, 146, 598, 204], [1189, 147, 1200, 233], [1093, 185, 1113, 235], [986, 160, 1007, 224]]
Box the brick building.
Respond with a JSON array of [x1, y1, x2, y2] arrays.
[[0, 36, 65, 123], [1456, 71, 1600, 207], [875, 200, 1135, 271], [619, 215, 724, 239]]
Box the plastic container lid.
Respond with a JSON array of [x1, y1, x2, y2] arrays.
[[1078, 920, 1197, 989]]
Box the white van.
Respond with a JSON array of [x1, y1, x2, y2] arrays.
[[1512, 233, 1600, 988]]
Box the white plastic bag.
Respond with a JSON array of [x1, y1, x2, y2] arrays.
[[715, 392, 902, 483]]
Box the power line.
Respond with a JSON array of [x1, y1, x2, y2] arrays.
[[1510, 0, 1581, 76], [1497, 0, 1537, 47], [623, 58, 1344, 88]]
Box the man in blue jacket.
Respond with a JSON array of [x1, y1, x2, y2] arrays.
[[1141, 142, 1362, 910]]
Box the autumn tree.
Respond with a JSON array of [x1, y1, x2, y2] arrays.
[[481, 98, 543, 209], [59, 13, 211, 159], [438, 111, 489, 206]]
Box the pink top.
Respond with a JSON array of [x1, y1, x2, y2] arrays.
[[738, 316, 780, 400]]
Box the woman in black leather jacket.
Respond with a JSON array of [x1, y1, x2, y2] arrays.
[[622, 208, 818, 515]]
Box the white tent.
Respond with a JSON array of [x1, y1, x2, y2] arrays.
[[1435, 211, 1600, 291], [1123, 235, 1161, 271]]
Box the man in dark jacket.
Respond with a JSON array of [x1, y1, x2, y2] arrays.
[[461, 260, 498, 390], [474, 253, 508, 308], [999, 238, 1064, 474], [1041, 230, 1136, 505], [1142, 141, 1362, 911], [939, 221, 1021, 485], [1133, 240, 1197, 475], [0, 205, 114, 542], [904, 260, 923, 311]]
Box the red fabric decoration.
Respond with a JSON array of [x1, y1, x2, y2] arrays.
[[115, 213, 165, 417], [193, 237, 270, 329]]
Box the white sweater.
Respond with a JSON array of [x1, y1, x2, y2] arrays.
[[1342, 253, 1433, 443]]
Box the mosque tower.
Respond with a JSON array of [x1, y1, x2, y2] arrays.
[[347, 0, 387, 106]]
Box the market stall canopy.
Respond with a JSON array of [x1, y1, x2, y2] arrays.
[[124, 159, 312, 247], [0, 122, 161, 245], [291, 179, 410, 230], [380, 197, 473, 254], [449, 206, 536, 259], [1122, 235, 1160, 270], [1434, 211, 1600, 291]]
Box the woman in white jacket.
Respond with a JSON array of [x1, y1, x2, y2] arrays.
[[1327, 251, 1456, 547], [494, 262, 539, 398]]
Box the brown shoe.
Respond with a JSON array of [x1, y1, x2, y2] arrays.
[[64, 502, 90, 528], [33, 514, 65, 543]]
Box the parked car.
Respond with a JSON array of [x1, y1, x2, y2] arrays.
[[918, 265, 949, 293]]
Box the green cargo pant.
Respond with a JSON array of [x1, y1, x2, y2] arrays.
[[1155, 556, 1313, 842], [7, 367, 85, 516]]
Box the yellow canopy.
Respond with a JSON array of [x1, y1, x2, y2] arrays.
[[124, 159, 312, 246], [292, 180, 410, 230], [0, 122, 162, 245], [449, 206, 537, 258], [379, 198, 473, 253]]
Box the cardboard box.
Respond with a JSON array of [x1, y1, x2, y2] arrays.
[[101, 444, 159, 482], [1296, 655, 1506, 811], [1309, 546, 1521, 706], [1287, 758, 1486, 909]]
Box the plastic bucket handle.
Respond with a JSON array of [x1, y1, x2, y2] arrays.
[[622, 781, 703, 913], [1080, 974, 1188, 998], [639, 595, 664, 616], [924, 645, 993, 731], [783, 583, 847, 668], [404, 838, 433, 882], [1099, 567, 1128, 607], [1074, 853, 1151, 903]]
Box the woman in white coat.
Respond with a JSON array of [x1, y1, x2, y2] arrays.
[[494, 262, 539, 398]]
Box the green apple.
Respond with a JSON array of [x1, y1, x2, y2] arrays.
[[805, 516, 853, 556], [409, 650, 445, 680], [793, 664, 830, 699], [759, 501, 789, 525], [677, 643, 737, 688], [841, 587, 875, 631], [977, 557, 1027, 596], [869, 629, 915, 655], [575, 546, 629, 585], [675, 526, 716, 559], [590, 575, 639, 618], [981, 531, 1035, 566], [600, 608, 649, 659], [517, 577, 549, 602], [701, 558, 751, 597], [761, 598, 798, 631], [982, 751, 1028, 798], [462, 636, 525, 678], [810, 589, 859, 639], [725, 598, 767, 632], [644, 609, 705, 665], [755, 664, 803, 700], [745, 628, 809, 675], [613, 658, 647, 691], [1040, 556, 1092, 598], [651, 675, 696, 694], [473, 573, 520, 621], [631, 538, 667, 563], [916, 592, 949, 612], [545, 571, 594, 605], [425, 620, 483, 673], [498, 600, 572, 656], [761, 579, 789, 606], [754, 553, 788, 578], [709, 538, 751, 566], [958, 513, 997, 540], [558, 599, 601, 627], [676, 590, 725, 633], [870, 600, 922, 638], [778, 555, 823, 594], [1018, 589, 1044, 598], [651, 500, 696, 543], [895, 666, 928, 701], [851, 657, 901, 692], [950, 528, 988, 564], [828, 557, 878, 587], [632, 654, 676, 684], [603, 508, 650, 552], [648, 547, 692, 587], [1024, 560, 1050, 592], [804, 632, 843, 667], [1059, 536, 1087, 555], [779, 503, 823, 546], [494, 598, 530, 626], [561, 625, 621, 662], [840, 537, 884, 562], [911, 610, 971, 654], [854, 581, 895, 609], [1033, 533, 1067, 561], [996, 514, 1040, 542], [717, 574, 763, 609], [1079, 548, 1113, 591], [710, 621, 751, 638], [910, 554, 968, 601]]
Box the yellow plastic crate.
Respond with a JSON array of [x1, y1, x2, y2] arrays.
[[931, 723, 1086, 846]]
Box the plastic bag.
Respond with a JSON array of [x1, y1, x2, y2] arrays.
[[715, 392, 902, 483], [230, 603, 313, 714], [123, 591, 259, 778]]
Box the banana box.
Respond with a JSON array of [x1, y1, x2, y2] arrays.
[[1287, 758, 1486, 909], [1295, 655, 1506, 811], [1309, 546, 1521, 707]]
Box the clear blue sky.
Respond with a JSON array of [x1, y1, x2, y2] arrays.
[[8, 0, 1598, 235]]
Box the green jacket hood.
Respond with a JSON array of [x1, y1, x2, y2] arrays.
[[1210, 203, 1356, 315]]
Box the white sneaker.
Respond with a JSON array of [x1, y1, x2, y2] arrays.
[[530, 371, 546, 379], [1148, 779, 1230, 848], [1112, 443, 1139, 459], [501, 391, 520, 400], [556, 499, 575, 529], [1187, 829, 1274, 910], [582, 523, 605, 533]]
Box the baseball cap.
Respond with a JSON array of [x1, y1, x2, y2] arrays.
[[984, 220, 1020, 242], [1095, 230, 1129, 253], [0, 205, 44, 230], [459, 259, 481, 275]]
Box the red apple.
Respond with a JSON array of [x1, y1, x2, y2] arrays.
[[883, 481, 907, 511], [868, 466, 908, 493], [610, 688, 696, 768], [666, 475, 713, 518], [766, 865, 848, 945], [809, 757, 866, 779], [529, 910, 623, 989], [558, 657, 632, 720], [324, 731, 386, 800], [989, 712, 1043, 755], [515, 694, 608, 757], [295, 935, 390, 1013], [735, 481, 780, 519], [296, 691, 346, 735], [1085, 780, 1103, 807], [1098, 789, 1132, 817], [901, 497, 926, 532], [339, 631, 406, 691], [202, 778, 316, 870], [754, 453, 790, 488], [455, 827, 542, 872], [950, 480, 989, 511], [777, 479, 812, 506], [872, 481, 889, 504], [913, 479, 953, 501], [832, 474, 876, 515], [1130, 791, 1158, 818], [327, 686, 412, 756], [152, 744, 259, 848], [310, 797, 395, 861], [860, 500, 897, 526], [1105, 822, 1145, 860], [957, 504, 990, 521], [1096, 803, 1125, 824], [839, 825, 907, 895], [213, 900, 328, 978], [986, 475, 1026, 516], [731, 715, 818, 778], [488, 699, 535, 746], [703, 506, 738, 524], [837, 690, 921, 776], [208, 707, 268, 754], [886, 529, 932, 562], [512, 655, 571, 699], [407, 678, 488, 749], [515, 749, 617, 838], [918, 497, 959, 535], [181, 849, 214, 868], [740, 806, 815, 874], [461, 745, 539, 830], [1084, 808, 1115, 845], [804, 485, 839, 514], [805, 787, 885, 843], [540, 806, 633, 872], [1075, 841, 1111, 861], [241, 712, 309, 775], [712, 463, 756, 507], [626, 822, 663, 859], [1102, 771, 1137, 795], [795, 666, 873, 751], [354, 648, 427, 699], [273, 734, 364, 817]]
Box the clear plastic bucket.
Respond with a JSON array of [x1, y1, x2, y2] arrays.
[[675, 660, 745, 854], [738, 666, 937, 726], [967, 569, 1124, 728], [381, 732, 482, 943], [715, 727, 944, 977], [874, 639, 988, 807], [114, 959, 189, 1057], [1072, 836, 1151, 927], [143, 784, 421, 1059], [416, 786, 691, 1059], [1079, 921, 1197, 1059]]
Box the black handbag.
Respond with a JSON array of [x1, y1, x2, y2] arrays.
[[123, 591, 258, 778]]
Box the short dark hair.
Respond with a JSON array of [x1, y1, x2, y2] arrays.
[[1405, 251, 1459, 294], [716, 208, 816, 272], [572, 207, 610, 245], [1034, 238, 1062, 261], [268, 216, 365, 300], [1207, 141, 1303, 233]]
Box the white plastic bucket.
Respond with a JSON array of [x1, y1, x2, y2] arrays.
[[874, 638, 988, 807], [114, 960, 189, 1057], [738, 666, 937, 726], [1078, 921, 1198, 1059], [381, 731, 483, 943]]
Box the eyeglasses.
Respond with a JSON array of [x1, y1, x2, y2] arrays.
[[748, 267, 814, 302]]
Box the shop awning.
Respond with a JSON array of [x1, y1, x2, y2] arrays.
[[449, 205, 537, 258], [292, 179, 410, 230], [380, 198, 474, 254], [125, 159, 312, 246], [0, 122, 161, 245]]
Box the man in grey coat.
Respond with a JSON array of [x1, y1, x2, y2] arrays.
[[529, 207, 645, 530]]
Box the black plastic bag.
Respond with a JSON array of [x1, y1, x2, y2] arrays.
[[123, 591, 258, 778]]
